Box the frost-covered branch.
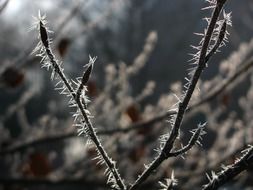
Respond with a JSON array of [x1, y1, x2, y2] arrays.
[[167, 123, 206, 157], [130, 1, 230, 189], [32, 13, 126, 190], [203, 145, 253, 190]]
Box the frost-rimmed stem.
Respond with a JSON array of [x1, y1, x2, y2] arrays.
[[37, 20, 126, 190], [203, 145, 253, 190], [129, 1, 228, 189], [167, 123, 206, 157]]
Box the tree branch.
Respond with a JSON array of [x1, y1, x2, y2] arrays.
[[203, 145, 253, 190], [35, 17, 126, 190], [129, 1, 228, 189]]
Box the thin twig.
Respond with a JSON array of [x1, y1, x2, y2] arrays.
[[167, 124, 206, 157], [36, 17, 126, 190], [203, 145, 253, 190], [129, 1, 228, 189], [16, 0, 83, 69]]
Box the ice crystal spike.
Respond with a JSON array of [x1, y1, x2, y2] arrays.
[[158, 170, 178, 190]]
